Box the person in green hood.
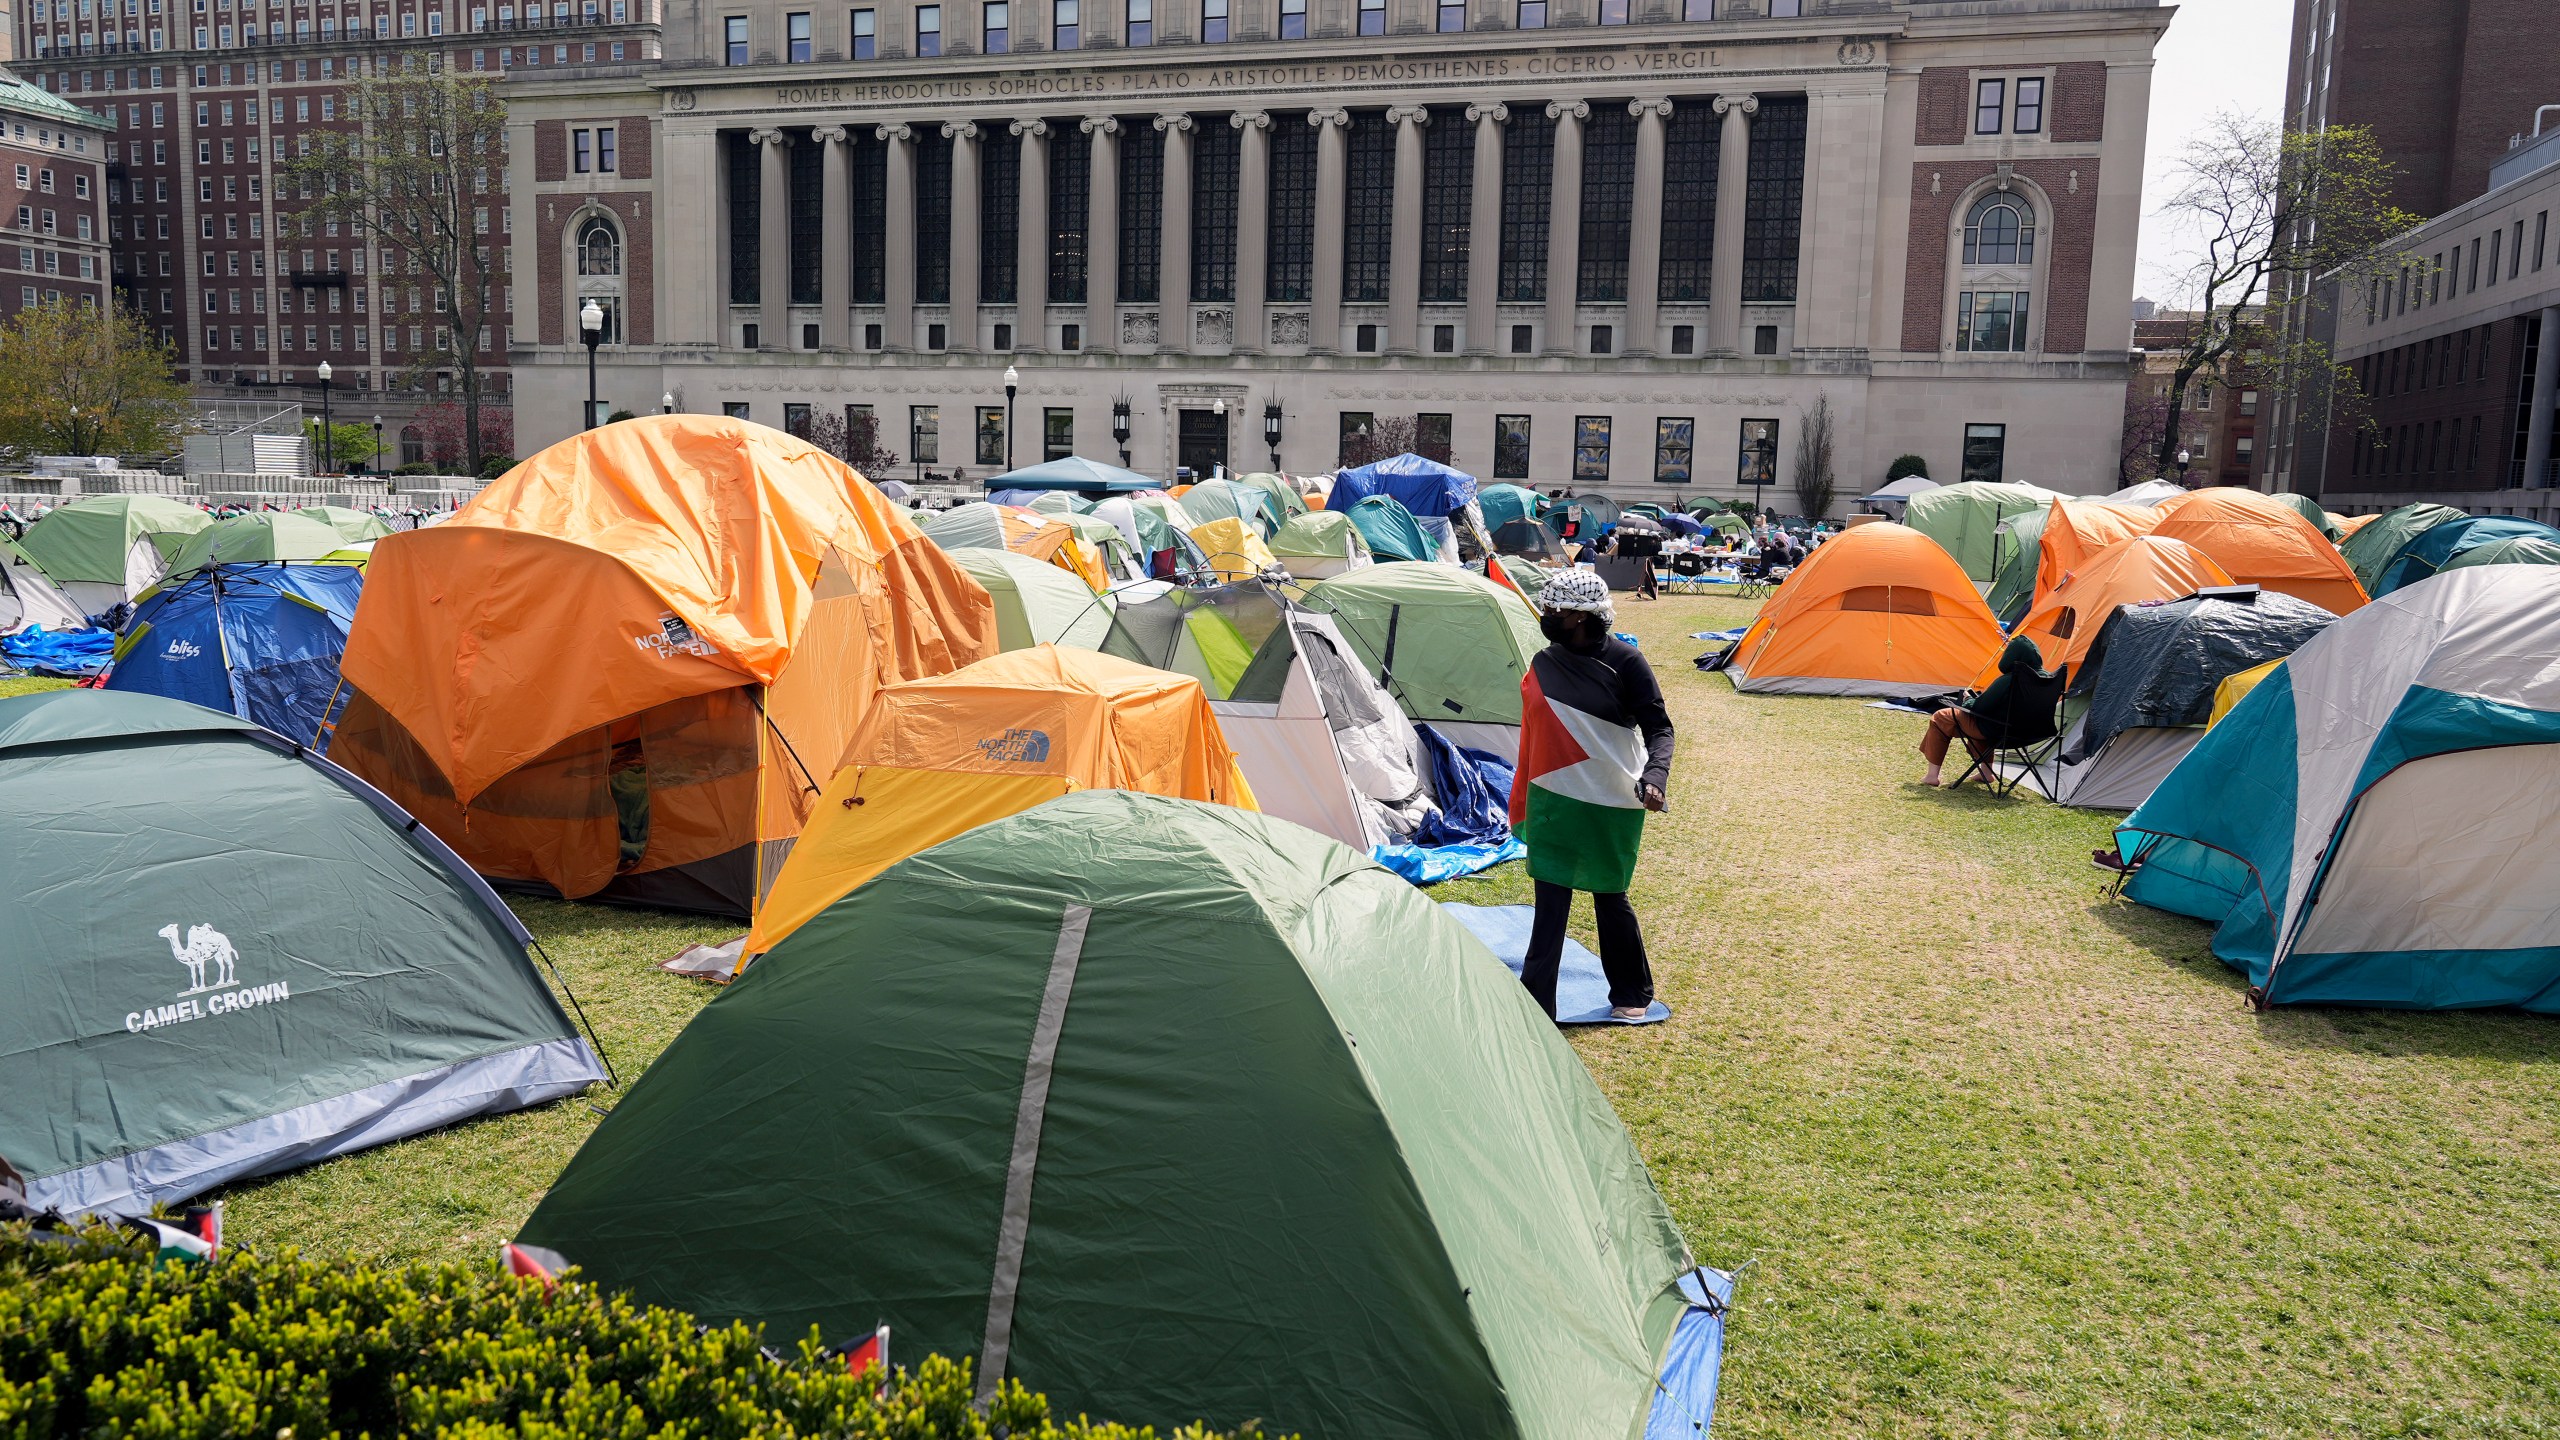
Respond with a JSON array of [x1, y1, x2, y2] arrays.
[[1919, 634, 2058, 787]]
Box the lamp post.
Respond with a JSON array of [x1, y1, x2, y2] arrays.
[[371, 415, 383, 474], [660, 391, 675, 415], [580, 299, 604, 430], [316, 361, 334, 473], [65, 404, 79, 456], [1003, 363, 1019, 471], [1210, 396, 1227, 479], [1263, 401, 1282, 471], [2175, 447, 2192, 486], [1111, 398, 1132, 468]]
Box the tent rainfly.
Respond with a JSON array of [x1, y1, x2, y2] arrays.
[[1303, 561, 1546, 761], [1725, 521, 2006, 698], [105, 562, 366, 748]]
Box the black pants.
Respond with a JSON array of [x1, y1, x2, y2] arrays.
[[1522, 880, 1654, 1018]]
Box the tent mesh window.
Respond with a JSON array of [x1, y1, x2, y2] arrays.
[[915, 129, 954, 304], [1420, 105, 1472, 303], [1047, 129, 1089, 302], [1577, 105, 1635, 303], [1191, 119, 1240, 302], [1099, 582, 1289, 700], [1742, 95, 1807, 302], [789, 138, 823, 304], [1840, 585, 1938, 616], [1498, 109, 1553, 302], [725, 131, 758, 305], [1266, 115, 1317, 302], [1659, 102, 1718, 302], [980, 127, 1019, 303], [1118, 120, 1163, 301], [1343, 112, 1396, 303], [851, 135, 888, 304]]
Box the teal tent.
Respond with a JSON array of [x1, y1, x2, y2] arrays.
[[1345, 494, 1434, 562], [1478, 483, 1546, 533], [2373, 515, 2560, 595], [1178, 478, 1283, 538], [988, 455, 1161, 494], [2440, 533, 2560, 573], [519, 791, 1726, 1440], [2339, 502, 2465, 592], [0, 690, 604, 1216]]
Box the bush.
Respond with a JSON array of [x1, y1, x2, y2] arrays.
[[0, 1226, 1270, 1439], [393, 461, 435, 477], [606, 409, 637, 424], [477, 453, 516, 479], [1884, 454, 1931, 482]]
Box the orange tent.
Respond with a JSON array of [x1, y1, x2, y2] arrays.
[[330, 415, 998, 916], [1988, 535, 2235, 686], [743, 644, 1257, 956], [1727, 522, 2007, 697], [2033, 499, 2163, 608], [2146, 488, 2367, 614]]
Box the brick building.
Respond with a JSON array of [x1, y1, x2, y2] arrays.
[[0, 68, 112, 320], [2129, 309, 2259, 487]]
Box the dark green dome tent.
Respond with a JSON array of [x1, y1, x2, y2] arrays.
[[0, 690, 605, 1217], [520, 791, 1728, 1440]]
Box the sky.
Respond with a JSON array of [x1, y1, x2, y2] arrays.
[[2135, 0, 2294, 306]]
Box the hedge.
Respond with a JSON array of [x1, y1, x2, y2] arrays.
[[0, 1226, 1273, 1440]]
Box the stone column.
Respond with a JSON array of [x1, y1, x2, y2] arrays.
[[1309, 108, 1349, 356], [815, 125, 850, 349], [1156, 113, 1194, 351], [1232, 110, 1271, 354], [1709, 92, 1756, 355], [1542, 99, 1586, 356], [1386, 104, 1428, 356], [2528, 304, 2560, 487], [1625, 98, 1671, 357], [879, 122, 916, 351], [1012, 118, 1049, 352], [1463, 101, 1507, 355], [946, 119, 982, 352], [1082, 116, 1119, 353], [750, 127, 791, 348]]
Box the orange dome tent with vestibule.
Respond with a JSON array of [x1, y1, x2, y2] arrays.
[[2144, 487, 2369, 615], [1725, 521, 2007, 697], [2032, 499, 2164, 610], [1988, 534, 2236, 688], [741, 644, 1257, 960], [329, 415, 999, 917]]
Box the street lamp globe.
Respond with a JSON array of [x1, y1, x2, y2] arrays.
[[661, 392, 675, 414], [1002, 364, 1020, 391], [1212, 397, 1226, 416], [316, 360, 331, 382], [580, 300, 604, 335]]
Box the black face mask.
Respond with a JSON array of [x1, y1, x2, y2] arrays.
[[1540, 611, 1594, 646]]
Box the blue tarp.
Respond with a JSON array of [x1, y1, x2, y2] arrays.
[[1328, 452, 1479, 518], [1439, 903, 1673, 1025], [1345, 495, 1436, 563], [1644, 1268, 1736, 1438], [1370, 726, 1525, 883], [1372, 836, 1526, 884], [105, 563, 363, 749], [0, 624, 114, 676], [985, 455, 1163, 494]]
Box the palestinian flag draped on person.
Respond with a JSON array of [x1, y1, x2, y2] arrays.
[[1507, 570, 1670, 895]]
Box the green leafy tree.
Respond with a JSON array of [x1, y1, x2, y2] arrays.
[[303, 418, 381, 472], [287, 60, 508, 475], [1884, 453, 1930, 483], [0, 298, 189, 458]]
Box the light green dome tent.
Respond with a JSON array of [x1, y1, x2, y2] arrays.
[[2266, 490, 2346, 542], [0, 690, 604, 1216], [16, 494, 213, 612], [517, 791, 1724, 1440], [1024, 490, 1091, 516], [165, 512, 351, 575], [1304, 561, 1545, 758], [916, 501, 1027, 550], [295, 505, 396, 544], [1900, 480, 2066, 585], [945, 546, 1115, 652], [1180, 478, 1283, 538], [2439, 532, 2560, 574], [2339, 501, 2466, 592], [1268, 508, 1373, 579], [1235, 470, 1309, 522]]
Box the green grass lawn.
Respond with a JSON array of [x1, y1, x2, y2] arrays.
[[142, 596, 2560, 1435]]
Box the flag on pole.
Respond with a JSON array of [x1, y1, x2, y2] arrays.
[[1485, 555, 1538, 619], [842, 1324, 890, 1378], [501, 1241, 568, 1291], [131, 1203, 221, 1267]]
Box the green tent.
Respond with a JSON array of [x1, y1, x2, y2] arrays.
[[518, 791, 1717, 1440], [1235, 471, 1309, 521], [1268, 509, 1372, 578], [1304, 562, 1544, 737], [1125, 492, 1201, 537], [0, 690, 603, 1216], [17, 493, 212, 593], [947, 546, 1115, 652], [918, 501, 1028, 551], [1983, 504, 2052, 622], [2266, 491, 2345, 542], [295, 505, 396, 543], [1024, 490, 1091, 516], [1179, 478, 1282, 538], [2439, 532, 2560, 574], [1704, 511, 1748, 534], [2340, 502, 2467, 592], [1494, 554, 1552, 601], [165, 512, 351, 575], [1900, 481, 2065, 584]]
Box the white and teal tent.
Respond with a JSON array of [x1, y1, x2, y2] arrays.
[[2113, 566, 2560, 1010]]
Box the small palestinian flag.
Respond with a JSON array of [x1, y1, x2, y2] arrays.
[[1509, 651, 1650, 894], [1484, 556, 1538, 619], [132, 1203, 220, 1267], [501, 1241, 569, 1291], [843, 1325, 891, 1383]]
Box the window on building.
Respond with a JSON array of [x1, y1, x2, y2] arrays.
[[1338, 411, 1375, 465], [1049, 132, 1090, 302], [975, 405, 1006, 465], [1659, 103, 1719, 303], [1494, 414, 1530, 478], [1266, 116, 1314, 301], [723, 13, 746, 61], [1420, 106, 1472, 303], [1597, 0, 1625, 18], [577, 215, 620, 275], [727, 131, 760, 303], [1199, 0, 1225, 40], [1498, 108, 1552, 302], [1119, 119, 1162, 300], [1355, 0, 1380, 32], [2538, 212, 2549, 272], [911, 404, 939, 462], [1974, 78, 2005, 135], [1343, 112, 1394, 302], [1964, 193, 2034, 265], [1742, 95, 1807, 302], [982, 1, 1006, 50], [1766, 0, 1796, 13], [573, 128, 593, 172], [849, 6, 876, 54], [981, 130, 1018, 302], [1432, 324, 1455, 352], [1956, 291, 2029, 352], [1510, 323, 1533, 353], [2013, 77, 2044, 134], [1125, 0, 1149, 44], [914, 3, 940, 53], [787, 10, 810, 59], [1516, 0, 1543, 25], [1573, 416, 1611, 483], [598, 126, 617, 172], [1737, 417, 1778, 487], [1578, 106, 1634, 302], [1355, 323, 1379, 352], [1053, 0, 1076, 47], [1276, 0, 1302, 37], [1670, 324, 1694, 354], [1436, 0, 1460, 29], [1590, 324, 1613, 353], [1654, 417, 1694, 484], [2239, 388, 2259, 417], [916, 128, 952, 302], [1961, 422, 2007, 484], [1192, 120, 1239, 301]]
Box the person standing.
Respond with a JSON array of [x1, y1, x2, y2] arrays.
[[1508, 570, 1674, 1021]]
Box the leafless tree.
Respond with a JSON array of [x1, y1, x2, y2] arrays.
[[1791, 394, 1837, 520]]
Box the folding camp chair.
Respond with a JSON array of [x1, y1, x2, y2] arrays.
[[1662, 553, 1711, 595], [1735, 565, 1790, 601], [1949, 673, 2069, 798]]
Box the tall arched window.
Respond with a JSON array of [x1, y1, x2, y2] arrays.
[[1955, 188, 2039, 355], [1962, 194, 2034, 266], [577, 215, 620, 276]]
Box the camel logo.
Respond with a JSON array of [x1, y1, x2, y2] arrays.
[[976, 728, 1052, 763], [162, 637, 203, 660], [160, 923, 239, 994], [126, 923, 292, 1034]]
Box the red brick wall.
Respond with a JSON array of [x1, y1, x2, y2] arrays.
[[615, 119, 653, 179], [2051, 61, 2108, 143], [537, 192, 654, 347], [1901, 158, 2101, 354], [534, 120, 568, 183], [1916, 68, 1968, 147]]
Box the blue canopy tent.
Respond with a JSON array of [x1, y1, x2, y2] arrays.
[[2372, 515, 2560, 595], [986, 455, 1164, 496], [1346, 495, 1436, 563], [103, 563, 363, 750], [1327, 453, 1479, 518]]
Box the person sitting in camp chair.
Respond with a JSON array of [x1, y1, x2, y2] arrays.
[[1918, 635, 2064, 788]]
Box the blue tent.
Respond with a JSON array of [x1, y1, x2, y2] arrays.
[[1478, 483, 1547, 533], [1345, 495, 1436, 563], [986, 455, 1162, 494], [1328, 453, 1478, 518], [2373, 515, 2560, 595], [104, 563, 363, 750]]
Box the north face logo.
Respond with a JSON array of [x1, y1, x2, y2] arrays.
[[977, 728, 1052, 763]]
